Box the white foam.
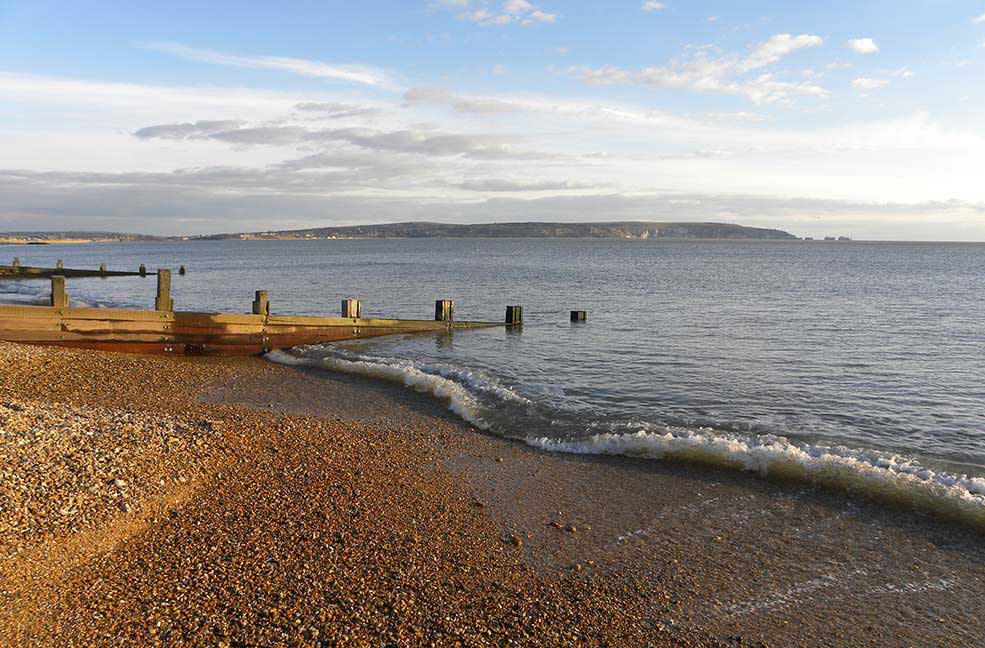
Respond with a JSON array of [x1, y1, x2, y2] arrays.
[[267, 346, 985, 526], [528, 427, 985, 522], [266, 348, 494, 428]]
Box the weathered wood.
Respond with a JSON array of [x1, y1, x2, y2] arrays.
[[252, 290, 270, 316], [56, 259, 63, 269], [155, 270, 173, 312], [178, 265, 186, 275], [139, 264, 147, 277], [0, 264, 143, 279], [50, 276, 68, 308], [0, 303, 504, 357], [12, 257, 19, 269], [342, 299, 362, 318], [570, 310, 587, 322], [506, 305, 523, 325], [435, 300, 454, 322]]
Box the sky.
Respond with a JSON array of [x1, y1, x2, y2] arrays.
[[1, 1, 985, 240]]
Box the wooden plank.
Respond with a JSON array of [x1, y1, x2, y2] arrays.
[[0, 301, 505, 356]]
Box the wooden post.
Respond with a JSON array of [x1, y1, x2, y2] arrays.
[[435, 300, 454, 322], [342, 299, 362, 319], [252, 290, 270, 316], [570, 310, 587, 322], [139, 264, 147, 277], [155, 269, 173, 311], [178, 265, 186, 275], [12, 257, 19, 269], [56, 259, 63, 269], [99, 263, 107, 274], [50, 275, 68, 308], [506, 306, 523, 325]]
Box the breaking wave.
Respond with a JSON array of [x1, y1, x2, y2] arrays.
[[268, 344, 985, 528], [267, 347, 529, 429], [0, 281, 102, 307]]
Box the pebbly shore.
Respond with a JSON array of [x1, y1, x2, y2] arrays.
[[1, 341, 984, 647], [0, 342, 721, 647]]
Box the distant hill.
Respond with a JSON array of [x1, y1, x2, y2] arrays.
[[1, 222, 801, 244], [0, 231, 163, 244], [199, 221, 799, 241]]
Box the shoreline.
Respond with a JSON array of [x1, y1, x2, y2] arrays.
[[1, 342, 983, 646]]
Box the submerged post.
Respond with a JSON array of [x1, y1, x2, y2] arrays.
[[506, 305, 523, 325], [570, 310, 587, 322], [179, 265, 186, 275], [12, 257, 19, 269], [50, 275, 68, 308], [342, 299, 362, 319], [435, 300, 454, 322], [99, 263, 107, 274], [252, 290, 270, 316], [139, 264, 147, 277], [56, 259, 63, 269], [155, 269, 173, 311]]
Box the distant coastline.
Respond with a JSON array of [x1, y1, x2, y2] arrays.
[[0, 221, 814, 244]]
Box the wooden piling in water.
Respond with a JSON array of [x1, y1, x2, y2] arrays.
[[252, 290, 270, 316], [179, 265, 186, 275], [12, 258, 19, 270], [570, 310, 587, 322], [50, 276, 68, 309], [139, 264, 147, 277], [435, 300, 454, 322], [342, 299, 362, 319], [56, 260, 63, 269], [99, 263, 107, 274], [506, 305, 523, 325], [155, 270, 173, 312]]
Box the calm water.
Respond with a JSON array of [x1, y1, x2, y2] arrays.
[[4, 239, 985, 517]]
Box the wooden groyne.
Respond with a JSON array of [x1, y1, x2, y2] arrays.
[[1, 257, 150, 279], [0, 270, 516, 356]]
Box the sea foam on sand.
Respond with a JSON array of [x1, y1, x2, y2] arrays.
[[268, 346, 985, 528]]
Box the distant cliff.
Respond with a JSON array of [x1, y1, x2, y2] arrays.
[[201, 221, 799, 241]]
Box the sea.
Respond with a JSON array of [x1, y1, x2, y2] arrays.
[[3, 238, 985, 523]]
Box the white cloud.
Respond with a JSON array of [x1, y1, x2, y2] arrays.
[[852, 77, 889, 91], [562, 65, 633, 85], [705, 112, 766, 123], [892, 67, 914, 78], [141, 42, 395, 88], [740, 33, 824, 71], [973, 12, 985, 23], [7, 67, 985, 240], [565, 33, 826, 104], [450, 0, 558, 26], [641, 1, 666, 11], [846, 38, 879, 54]]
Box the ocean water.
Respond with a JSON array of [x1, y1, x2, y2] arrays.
[[4, 239, 985, 521]]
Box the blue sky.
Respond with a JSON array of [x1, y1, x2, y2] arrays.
[[2, 1, 985, 239]]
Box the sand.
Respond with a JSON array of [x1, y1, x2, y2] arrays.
[[1, 341, 983, 647]]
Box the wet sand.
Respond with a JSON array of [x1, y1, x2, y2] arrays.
[[1, 341, 983, 647]]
